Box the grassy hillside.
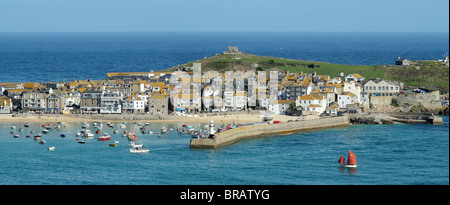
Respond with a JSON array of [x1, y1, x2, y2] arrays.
[[164, 53, 384, 80], [163, 53, 448, 92], [384, 60, 449, 92]]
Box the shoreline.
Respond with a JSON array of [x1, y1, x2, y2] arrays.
[[0, 113, 303, 124]]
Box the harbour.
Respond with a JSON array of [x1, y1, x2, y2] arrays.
[[0, 117, 448, 185]]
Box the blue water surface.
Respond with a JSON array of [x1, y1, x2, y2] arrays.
[[0, 117, 448, 185], [0, 32, 448, 82]]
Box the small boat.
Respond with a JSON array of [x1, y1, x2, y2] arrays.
[[113, 130, 119, 134], [109, 143, 117, 147], [338, 150, 357, 168], [83, 130, 94, 138], [157, 135, 163, 138], [34, 133, 42, 140], [39, 140, 46, 144], [114, 140, 119, 144], [76, 132, 82, 137], [96, 130, 101, 134], [24, 123, 30, 127], [78, 140, 86, 144], [60, 133, 66, 137], [26, 134, 31, 138], [120, 124, 126, 129], [98, 133, 111, 141], [76, 137, 80, 140], [160, 127, 168, 134], [42, 129, 49, 134], [130, 147, 149, 153], [11, 126, 16, 130], [13, 134, 20, 138], [129, 141, 143, 149], [47, 147, 55, 151]]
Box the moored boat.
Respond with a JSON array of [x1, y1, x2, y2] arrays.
[[60, 133, 66, 137], [129, 141, 143, 149], [160, 127, 168, 134], [83, 130, 94, 138], [39, 140, 46, 144], [98, 133, 111, 141], [34, 133, 42, 140], [13, 134, 20, 138], [47, 147, 55, 151], [42, 129, 49, 134]]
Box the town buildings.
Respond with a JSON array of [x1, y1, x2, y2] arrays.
[[1, 66, 408, 118]]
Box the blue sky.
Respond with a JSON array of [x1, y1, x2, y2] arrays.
[[0, 0, 448, 32]]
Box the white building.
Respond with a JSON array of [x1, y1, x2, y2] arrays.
[[363, 80, 401, 97], [337, 92, 358, 109], [268, 99, 295, 115], [100, 91, 122, 114], [122, 93, 144, 113], [296, 94, 327, 115], [344, 73, 365, 83]]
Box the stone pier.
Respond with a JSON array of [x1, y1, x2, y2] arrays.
[[190, 115, 350, 149]]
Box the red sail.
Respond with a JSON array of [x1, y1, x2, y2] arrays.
[[346, 150, 357, 165], [338, 155, 345, 165]]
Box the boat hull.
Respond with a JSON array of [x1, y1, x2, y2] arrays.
[[98, 136, 111, 141], [130, 148, 149, 153]]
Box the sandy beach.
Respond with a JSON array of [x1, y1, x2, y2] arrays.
[[0, 112, 307, 125]]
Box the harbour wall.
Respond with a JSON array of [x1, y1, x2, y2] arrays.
[[190, 115, 350, 149]]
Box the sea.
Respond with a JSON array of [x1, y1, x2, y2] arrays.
[[0, 32, 448, 83], [0, 32, 448, 186], [0, 118, 448, 185]]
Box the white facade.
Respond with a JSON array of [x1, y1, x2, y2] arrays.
[[122, 94, 145, 113], [100, 92, 122, 114], [363, 80, 400, 97], [337, 92, 358, 109]]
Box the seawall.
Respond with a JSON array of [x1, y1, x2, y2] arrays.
[[190, 115, 350, 149]]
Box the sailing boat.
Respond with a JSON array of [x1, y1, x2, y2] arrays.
[[127, 115, 138, 141], [338, 150, 357, 168]]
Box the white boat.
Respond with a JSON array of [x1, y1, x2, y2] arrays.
[[129, 141, 143, 148], [114, 140, 119, 144], [11, 126, 16, 130], [130, 147, 149, 153], [82, 122, 89, 128], [120, 124, 126, 129], [47, 147, 55, 151], [83, 129, 94, 138], [42, 129, 49, 134]]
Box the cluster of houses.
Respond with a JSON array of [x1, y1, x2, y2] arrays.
[[0, 62, 403, 117]]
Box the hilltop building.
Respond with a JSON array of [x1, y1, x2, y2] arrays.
[[223, 46, 244, 55]]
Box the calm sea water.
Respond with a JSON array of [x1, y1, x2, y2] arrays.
[[0, 32, 448, 83], [0, 117, 448, 185]]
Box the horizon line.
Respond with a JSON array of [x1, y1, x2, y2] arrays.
[[0, 31, 449, 33]]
